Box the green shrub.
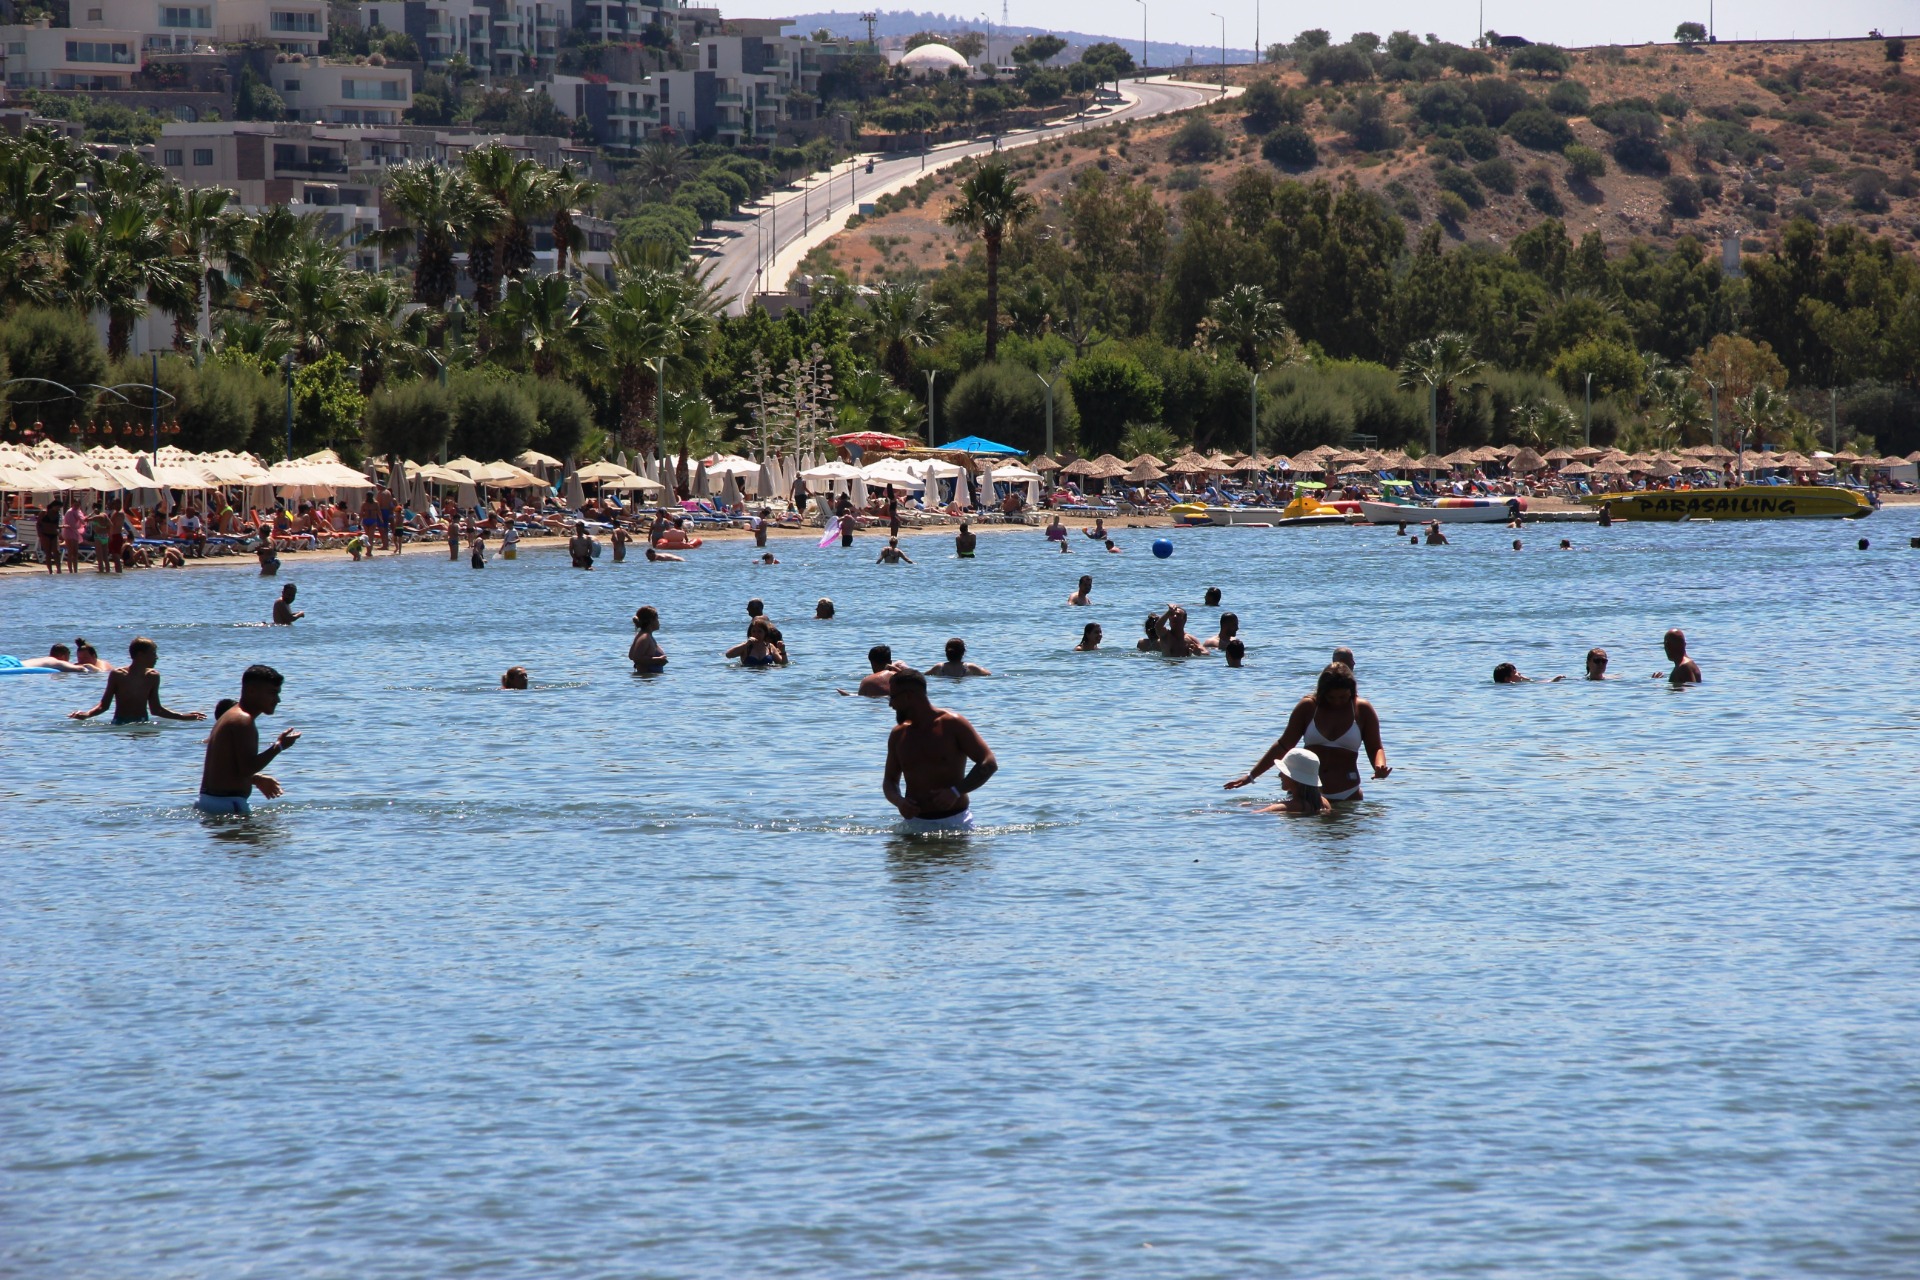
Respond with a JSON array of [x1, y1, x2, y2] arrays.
[[1413, 82, 1483, 130], [1333, 92, 1401, 151], [1508, 45, 1572, 78], [1435, 164, 1486, 207], [1426, 136, 1468, 162], [1067, 353, 1164, 455], [1544, 79, 1591, 115], [1303, 45, 1374, 85], [364, 378, 455, 462], [1241, 80, 1303, 132], [524, 377, 593, 459], [1663, 175, 1703, 217], [1655, 91, 1691, 119], [1525, 172, 1565, 215], [1457, 124, 1502, 160], [1504, 107, 1575, 150], [943, 361, 1078, 453], [0, 307, 106, 436], [1611, 133, 1671, 174], [1170, 115, 1227, 162], [1261, 359, 1425, 453], [1564, 143, 1607, 180], [1437, 190, 1473, 224], [1469, 77, 1535, 127], [448, 372, 536, 460], [1261, 124, 1318, 169], [1473, 156, 1518, 194]]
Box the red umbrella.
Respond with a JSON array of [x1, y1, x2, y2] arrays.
[[827, 432, 909, 450]]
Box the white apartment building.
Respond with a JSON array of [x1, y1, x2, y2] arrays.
[[274, 61, 414, 125], [0, 23, 143, 89], [72, 0, 328, 56], [360, 0, 491, 70]]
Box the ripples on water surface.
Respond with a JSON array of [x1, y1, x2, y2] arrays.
[[4, 513, 1918, 1278]]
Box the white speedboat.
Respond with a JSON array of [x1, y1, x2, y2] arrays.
[[1358, 497, 1524, 525]]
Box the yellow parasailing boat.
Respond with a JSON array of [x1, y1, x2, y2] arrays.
[[1585, 485, 1874, 521]]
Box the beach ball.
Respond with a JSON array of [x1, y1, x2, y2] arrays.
[[1151, 537, 1174, 559]]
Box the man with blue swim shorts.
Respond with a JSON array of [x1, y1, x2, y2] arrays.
[[195, 665, 299, 816], [883, 669, 997, 835]]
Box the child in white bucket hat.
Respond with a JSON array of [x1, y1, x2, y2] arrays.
[[1255, 747, 1332, 816]]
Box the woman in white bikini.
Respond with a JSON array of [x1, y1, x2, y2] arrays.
[[1223, 662, 1391, 802]]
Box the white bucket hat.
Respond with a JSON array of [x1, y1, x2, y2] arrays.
[[1279, 746, 1321, 789]]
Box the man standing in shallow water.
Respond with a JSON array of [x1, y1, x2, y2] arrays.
[[196, 664, 299, 815], [884, 669, 997, 833], [1656, 628, 1702, 684]]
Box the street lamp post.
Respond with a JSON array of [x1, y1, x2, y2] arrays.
[[1583, 372, 1593, 448], [925, 369, 938, 443], [1707, 381, 1720, 450], [1133, 0, 1146, 72], [1034, 365, 1060, 457], [1210, 12, 1225, 87], [150, 352, 160, 463], [283, 352, 293, 462], [654, 354, 667, 478]]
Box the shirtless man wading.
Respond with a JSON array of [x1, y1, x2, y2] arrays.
[[884, 669, 997, 833], [195, 664, 298, 816], [69, 637, 206, 725]]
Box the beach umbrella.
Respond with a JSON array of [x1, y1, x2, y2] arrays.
[[1128, 453, 1165, 469], [565, 467, 587, 508], [829, 431, 910, 451], [1028, 454, 1063, 473], [390, 458, 411, 509], [516, 448, 562, 470], [1558, 461, 1593, 475], [1060, 458, 1100, 476], [1644, 459, 1681, 478], [1126, 460, 1167, 482], [574, 460, 636, 483], [800, 460, 863, 481], [1508, 447, 1548, 472], [602, 473, 666, 492], [1543, 447, 1576, 462]]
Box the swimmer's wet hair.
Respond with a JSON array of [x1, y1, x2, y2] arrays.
[[891, 668, 927, 697], [214, 698, 236, 719], [869, 644, 892, 667], [129, 636, 156, 659], [1316, 662, 1357, 698], [242, 664, 284, 687]]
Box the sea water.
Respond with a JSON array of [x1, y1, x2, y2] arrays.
[[3, 511, 1917, 1278]]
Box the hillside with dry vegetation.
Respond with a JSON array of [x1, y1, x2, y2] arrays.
[[811, 37, 1920, 284]]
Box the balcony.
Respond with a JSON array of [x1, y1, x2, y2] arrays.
[[714, 92, 741, 104], [275, 155, 348, 174]]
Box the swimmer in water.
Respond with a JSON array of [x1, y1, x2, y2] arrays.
[[1584, 648, 1614, 680], [1655, 628, 1702, 684], [757, 551, 779, 565], [271, 584, 304, 625], [1085, 517, 1108, 541], [955, 521, 976, 558], [1202, 612, 1239, 652], [1331, 646, 1355, 671], [628, 606, 667, 672], [1203, 587, 1222, 607], [1223, 637, 1246, 668], [1511, 538, 1523, 551], [1224, 662, 1390, 802], [876, 538, 914, 565], [501, 666, 530, 690], [1157, 605, 1206, 657], [569, 522, 594, 569], [1104, 538, 1121, 553], [840, 644, 908, 697], [645, 547, 685, 563], [1424, 522, 1449, 545], [815, 598, 836, 620], [69, 637, 206, 724], [1493, 662, 1563, 683], [22, 644, 92, 672], [726, 618, 787, 667], [1252, 747, 1330, 815], [70, 639, 111, 673], [1136, 612, 1164, 652], [1075, 622, 1102, 652], [883, 668, 997, 834], [1068, 574, 1092, 606], [1560, 538, 1573, 550], [195, 664, 297, 815], [926, 636, 990, 678]]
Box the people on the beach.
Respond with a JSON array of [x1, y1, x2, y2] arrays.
[[569, 523, 594, 569], [195, 664, 297, 815], [628, 606, 667, 672], [271, 584, 303, 625], [68, 638, 206, 724], [877, 538, 914, 564], [955, 521, 976, 558], [610, 525, 629, 562], [1045, 515, 1068, 546], [501, 666, 530, 690], [1493, 662, 1562, 683], [1224, 662, 1390, 802], [752, 507, 770, 549], [1584, 648, 1613, 680], [1137, 611, 1163, 652], [1068, 575, 1092, 606], [1075, 623, 1102, 651], [883, 668, 997, 833], [1251, 747, 1330, 816], [927, 637, 990, 678], [469, 531, 488, 567], [1657, 628, 1702, 684], [256, 542, 280, 575], [840, 644, 908, 697], [447, 520, 461, 561], [1511, 538, 1523, 551]]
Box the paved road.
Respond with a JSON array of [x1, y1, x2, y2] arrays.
[[702, 76, 1230, 315]]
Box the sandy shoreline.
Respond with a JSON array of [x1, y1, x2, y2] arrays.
[[4, 494, 1909, 579]]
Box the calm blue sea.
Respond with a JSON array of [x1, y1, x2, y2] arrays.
[[3, 510, 1917, 1278]]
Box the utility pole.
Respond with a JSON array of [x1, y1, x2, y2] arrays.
[[1427, 384, 1438, 457], [283, 352, 293, 462], [1210, 11, 1224, 86], [1253, 0, 1259, 65], [1583, 372, 1593, 448], [1829, 386, 1838, 451], [926, 369, 938, 442], [1133, 0, 1146, 72], [860, 10, 876, 49]]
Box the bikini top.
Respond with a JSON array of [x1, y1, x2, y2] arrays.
[[1303, 714, 1363, 753]]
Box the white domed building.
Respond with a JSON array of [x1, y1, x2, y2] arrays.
[[898, 42, 972, 77]]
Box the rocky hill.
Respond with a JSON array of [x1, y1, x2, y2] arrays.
[[807, 37, 1920, 284]]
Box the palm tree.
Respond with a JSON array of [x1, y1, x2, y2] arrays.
[[379, 160, 482, 309], [1399, 331, 1483, 453], [461, 145, 535, 311], [546, 165, 599, 278], [88, 190, 187, 360], [664, 389, 731, 494], [222, 206, 340, 317], [159, 184, 232, 350], [582, 243, 719, 454], [264, 258, 351, 365], [1644, 358, 1708, 444], [334, 274, 426, 394], [942, 160, 1036, 362], [859, 280, 946, 390], [1735, 384, 1789, 453], [633, 139, 695, 202], [1196, 283, 1290, 369], [496, 273, 588, 378]]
